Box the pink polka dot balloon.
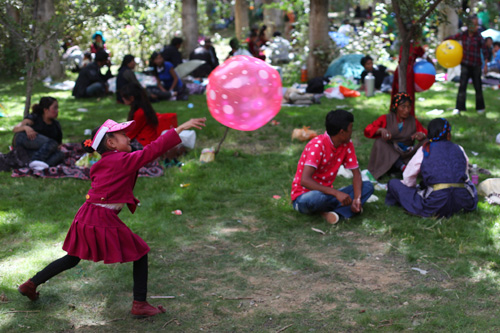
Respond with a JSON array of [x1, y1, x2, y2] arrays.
[[206, 55, 282, 131]]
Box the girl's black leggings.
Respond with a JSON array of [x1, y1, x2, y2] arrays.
[[30, 254, 148, 301]]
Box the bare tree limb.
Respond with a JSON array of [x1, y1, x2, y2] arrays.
[[415, 0, 445, 27]]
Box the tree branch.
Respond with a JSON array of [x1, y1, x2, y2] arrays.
[[0, 16, 25, 40], [392, 0, 407, 37], [415, 0, 445, 27]]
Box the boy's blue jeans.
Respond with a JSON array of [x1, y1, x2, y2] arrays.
[[293, 181, 374, 219]]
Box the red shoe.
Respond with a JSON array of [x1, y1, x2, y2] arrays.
[[130, 300, 166, 318], [18, 279, 39, 301]]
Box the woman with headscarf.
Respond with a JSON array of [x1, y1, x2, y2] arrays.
[[364, 92, 427, 179], [385, 118, 478, 217]]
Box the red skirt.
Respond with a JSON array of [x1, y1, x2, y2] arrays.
[[62, 202, 150, 264]]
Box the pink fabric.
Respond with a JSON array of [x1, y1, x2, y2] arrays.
[[86, 129, 181, 213], [101, 119, 136, 133], [62, 129, 182, 263], [91, 119, 136, 149], [291, 132, 359, 201]]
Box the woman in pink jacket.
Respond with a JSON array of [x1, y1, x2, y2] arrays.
[[18, 117, 205, 317]]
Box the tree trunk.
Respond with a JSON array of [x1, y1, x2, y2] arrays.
[[392, 0, 444, 92], [37, 0, 63, 79], [23, 0, 40, 118], [24, 50, 37, 117], [263, 0, 284, 38], [307, 0, 330, 79], [437, 4, 459, 40], [392, 0, 409, 92], [182, 0, 199, 59], [234, 0, 249, 40]]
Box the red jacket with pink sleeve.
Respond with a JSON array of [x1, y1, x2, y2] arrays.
[[85, 129, 181, 213]]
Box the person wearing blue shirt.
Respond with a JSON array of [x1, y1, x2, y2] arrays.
[[150, 51, 188, 101], [486, 42, 500, 72]]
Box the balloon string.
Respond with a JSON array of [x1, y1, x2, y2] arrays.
[[215, 126, 230, 155]]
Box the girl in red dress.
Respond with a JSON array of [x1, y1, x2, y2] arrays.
[[18, 117, 205, 317]]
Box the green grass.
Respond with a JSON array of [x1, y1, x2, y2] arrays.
[[1, 76, 500, 331]]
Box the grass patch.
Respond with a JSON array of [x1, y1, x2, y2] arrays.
[[1, 76, 500, 331]]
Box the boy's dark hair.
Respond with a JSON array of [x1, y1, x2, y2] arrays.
[[326, 109, 354, 136], [82, 126, 115, 155], [485, 37, 493, 42], [493, 42, 500, 48], [360, 55, 373, 67], [171, 37, 183, 47]]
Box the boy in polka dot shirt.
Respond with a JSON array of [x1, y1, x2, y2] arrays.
[[291, 109, 374, 224]]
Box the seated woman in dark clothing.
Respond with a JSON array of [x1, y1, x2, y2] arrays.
[[72, 50, 112, 98], [189, 37, 220, 78], [116, 55, 171, 103], [150, 51, 187, 101], [12, 97, 64, 170], [360, 55, 393, 93], [161, 37, 184, 68], [386, 118, 478, 218], [364, 92, 427, 179]]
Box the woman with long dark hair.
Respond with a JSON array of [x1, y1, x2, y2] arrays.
[[120, 84, 177, 148], [150, 51, 187, 101], [13, 96, 64, 170]]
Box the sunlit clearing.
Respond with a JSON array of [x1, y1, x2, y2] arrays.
[[1, 241, 66, 284]]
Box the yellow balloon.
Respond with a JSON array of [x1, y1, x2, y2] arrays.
[[436, 40, 463, 68]]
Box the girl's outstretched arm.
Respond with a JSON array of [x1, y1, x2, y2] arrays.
[[176, 118, 206, 134]]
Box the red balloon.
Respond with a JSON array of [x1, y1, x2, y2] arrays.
[[206, 55, 282, 131], [414, 73, 435, 92]]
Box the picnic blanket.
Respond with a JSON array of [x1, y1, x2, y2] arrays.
[[11, 143, 163, 179]]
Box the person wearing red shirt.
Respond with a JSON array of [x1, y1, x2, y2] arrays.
[[291, 109, 374, 224], [120, 84, 178, 148], [364, 92, 427, 179]]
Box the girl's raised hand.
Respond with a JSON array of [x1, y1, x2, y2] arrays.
[[176, 118, 206, 133]]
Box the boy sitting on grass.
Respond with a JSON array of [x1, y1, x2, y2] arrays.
[[291, 109, 374, 224]]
